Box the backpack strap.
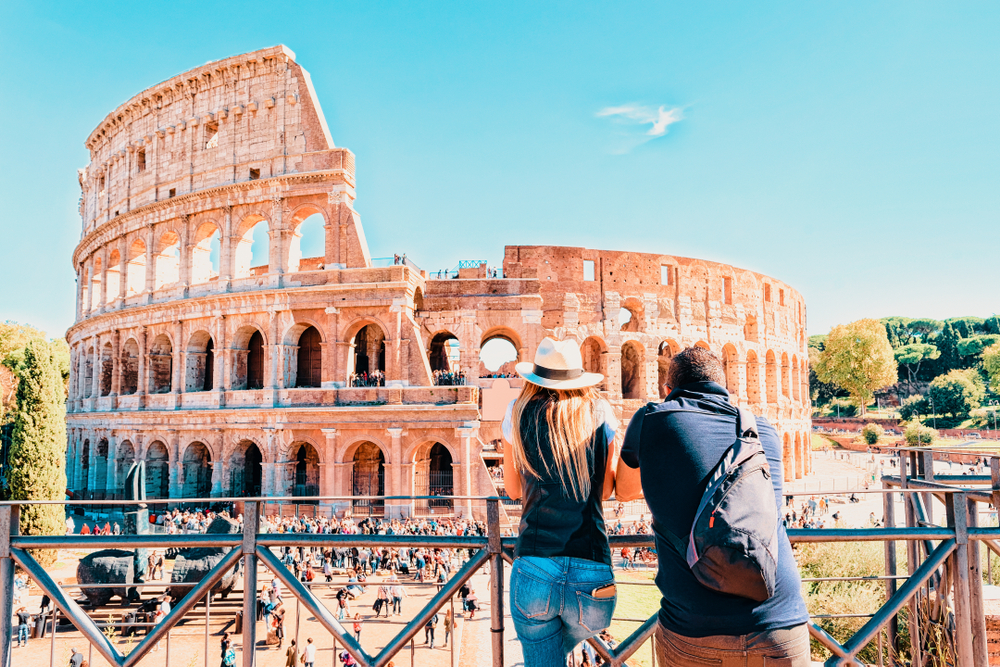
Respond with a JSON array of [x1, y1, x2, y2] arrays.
[[736, 407, 758, 439]]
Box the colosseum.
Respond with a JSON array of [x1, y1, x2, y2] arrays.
[[65, 45, 812, 520]]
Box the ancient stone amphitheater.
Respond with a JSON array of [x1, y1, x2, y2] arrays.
[[66, 45, 811, 519]]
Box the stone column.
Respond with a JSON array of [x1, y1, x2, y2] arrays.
[[606, 345, 622, 400], [144, 225, 155, 300], [270, 197, 284, 280], [322, 307, 339, 388], [98, 246, 109, 312], [263, 429, 277, 497], [456, 426, 475, 519], [116, 239, 128, 305], [136, 326, 147, 408], [86, 431, 98, 499], [266, 311, 279, 399], [110, 330, 122, 397], [90, 335, 102, 401], [76, 344, 86, 400], [172, 320, 184, 401], [387, 428, 404, 518], [76, 268, 85, 321], [167, 432, 181, 500], [219, 206, 233, 289], [178, 215, 191, 294], [105, 434, 119, 498], [215, 315, 227, 408]]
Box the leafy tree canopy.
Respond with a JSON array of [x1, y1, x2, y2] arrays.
[[808, 334, 828, 351], [816, 319, 897, 415], [927, 369, 985, 418], [956, 334, 1000, 358], [983, 343, 1000, 391], [894, 343, 940, 388]]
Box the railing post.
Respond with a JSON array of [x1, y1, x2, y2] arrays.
[[882, 488, 899, 661], [242, 501, 259, 667], [966, 495, 988, 667], [946, 492, 975, 667], [0, 505, 19, 667], [486, 498, 504, 667], [900, 458, 921, 667], [921, 450, 935, 524]]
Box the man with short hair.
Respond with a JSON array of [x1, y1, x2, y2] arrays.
[[302, 637, 317, 667], [616, 346, 809, 666]]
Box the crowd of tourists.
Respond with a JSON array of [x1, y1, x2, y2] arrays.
[[348, 370, 385, 387], [432, 369, 468, 385]]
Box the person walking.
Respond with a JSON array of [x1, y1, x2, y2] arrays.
[[616, 346, 810, 667], [301, 637, 317, 667], [352, 613, 362, 643], [424, 613, 438, 648], [15, 606, 31, 647], [443, 608, 453, 646], [503, 337, 620, 667], [220, 633, 232, 667], [284, 639, 297, 667]]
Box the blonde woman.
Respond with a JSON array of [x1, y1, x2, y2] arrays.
[[503, 337, 619, 667]]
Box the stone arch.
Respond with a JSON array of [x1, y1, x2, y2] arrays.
[[481, 327, 523, 358], [234, 214, 269, 279], [106, 249, 121, 304], [412, 440, 455, 514], [350, 441, 386, 516], [428, 331, 460, 373], [148, 333, 173, 394], [581, 336, 608, 391], [693, 340, 711, 350], [781, 352, 791, 399], [190, 221, 221, 284], [126, 239, 147, 296], [286, 441, 321, 497], [782, 433, 793, 483], [721, 344, 739, 397], [745, 350, 761, 406], [619, 297, 645, 332], [231, 325, 266, 390], [283, 323, 324, 388], [100, 342, 115, 396], [347, 321, 386, 382], [228, 439, 264, 497], [657, 339, 680, 399], [144, 440, 171, 499], [413, 287, 424, 312], [116, 440, 136, 498], [119, 338, 140, 396], [185, 330, 215, 392], [286, 206, 327, 272], [621, 340, 645, 399], [765, 350, 778, 405], [744, 314, 759, 343], [182, 442, 212, 498], [153, 229, 181, 289]]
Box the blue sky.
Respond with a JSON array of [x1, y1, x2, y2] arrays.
[[1, 1, 997, 340]]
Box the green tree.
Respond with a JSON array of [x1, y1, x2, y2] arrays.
[[956, 334, 1000, 358], [5, 339, 67, 566], [927, 369, 985, 418], [984, 343, 1000, 391], [894, 344, 939, 389], [0, 321, 46, 424], [816, 319, 898, 416], [929, 321, 961, 376], [809, 346, 847, 405]]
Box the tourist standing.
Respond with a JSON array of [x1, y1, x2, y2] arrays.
[[503, 338, 619, 667], [352, 613, 362, 643], [302, 637, 317, 667], [284, 639, 297, 667], [443, 608, 453, 646], [616, 347, 809, 667], [15, 607, 31, 647]]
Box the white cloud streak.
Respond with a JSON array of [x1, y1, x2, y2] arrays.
[[597, 104, 684, 137]]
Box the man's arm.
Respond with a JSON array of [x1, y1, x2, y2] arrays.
[[614, 407, 646, 501]]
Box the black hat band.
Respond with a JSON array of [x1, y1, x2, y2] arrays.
[[532, 365, 583, 380]]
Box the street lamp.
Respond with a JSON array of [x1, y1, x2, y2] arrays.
[[990, 400, 999, 441]]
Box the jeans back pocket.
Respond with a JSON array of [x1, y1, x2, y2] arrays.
[[575, 589, 616, 634], [513, 567, 555, 619]]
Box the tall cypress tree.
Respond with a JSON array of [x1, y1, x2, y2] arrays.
[[8, 339, 66, 566]]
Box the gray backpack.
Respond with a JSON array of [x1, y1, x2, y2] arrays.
[[661, 408, 779, 602]]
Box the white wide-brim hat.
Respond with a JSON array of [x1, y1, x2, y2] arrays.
[[515, 337, 604, 390]]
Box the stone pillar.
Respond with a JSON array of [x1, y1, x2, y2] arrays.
[[90, 335, 101, 401], [116, 239, 128, 304], [110, 330, 122, 397], [178, 215, 191, 293], [76, 268, 85, 321], [270, 197, 284, 279], [168, 433, 181, 499], [136, 326, 147, 408], [263, 429, 277, 497], [76, 344, 86, 400], [606, 345, 622, 400], [172, 320, 184, 399], [87, 431, 98, 499], [457, 426, 475, 519], [322, 307, 339, 388], [386, 428, 404, 518], [105, 435, 119, 498], [266, 311, 279, 394], [219, 206, 233, 289], [215, 315, 227, 408]]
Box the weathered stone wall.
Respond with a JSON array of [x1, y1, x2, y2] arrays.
[[67, 46, 812, 519]]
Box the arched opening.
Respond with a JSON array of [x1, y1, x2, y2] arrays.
[[247, 331, 264, 389], [154, 231, 180, 290], [794, 433, 804, 479], [94, 439, 109, 498], [744, 315, 759, 343], [429, 332, 460, 373], [119, 339, 139, 395], [145, 442, 170, 499], [190, 223, 221, 284], [294, 326, 323, 388], [182, 443, 212, 499], [231, 327, 265, 390], [90, 256, 102, 311], [621, 341, 645, 399], [619, 298, 644, 332], [105, 250, 121, 303], [800, 360, 809, 405], [287, 212, 326, 272], [414, 442, 454, 515], [351, 442, 385, 516], [84, 348, 94, 398], [289, 443, 320, 498], [185, 331, 215, 392], [781, 353, 790, 399], [413, 288, 424, 313], [100, 342, 114, 396], [791, 355, 801, 403], [350, 324, 385, 386], [80, 440, 90, 498], [722, 344, 739, 398], [765, 350, 778, 405], [148, 334, 172, 393], [479, 336, 518, 377], [126, 240, 146, 296], [116, 441, 135, 499], [745, 350, 761, 405], [234, 217, 269, 279], [782, 433, 793, 483], [657, 340, 679, 399], [581, 337, 608, 391], [229, 440, 263, 497], [694, 341, 711, 350]]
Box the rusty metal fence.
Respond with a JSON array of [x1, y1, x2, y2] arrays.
[[0, 449, 997, 667]]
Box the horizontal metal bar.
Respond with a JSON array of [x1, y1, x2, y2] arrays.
[[256, 534, 487, 549], [0, 495, 503, 506], [788, 527, 955, 542], [801, 575, 910, 583], [12, 534, 240, 549]]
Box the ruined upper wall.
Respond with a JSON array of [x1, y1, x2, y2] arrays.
[[78, 45, 344, 236]]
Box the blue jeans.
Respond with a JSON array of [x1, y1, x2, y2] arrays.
[[17, 624, 29, 645], [510, 556, 616, 667]]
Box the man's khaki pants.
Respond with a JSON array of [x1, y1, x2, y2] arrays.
[[655, 623, 810, 667]]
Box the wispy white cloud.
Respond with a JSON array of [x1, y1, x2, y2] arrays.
[[596, 103, 685, 153]]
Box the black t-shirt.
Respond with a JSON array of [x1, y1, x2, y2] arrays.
[[621, 381, 809, 637], [17, 611, 30, 625]]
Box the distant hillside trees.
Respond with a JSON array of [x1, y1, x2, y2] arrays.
[[815, 319, 897, 416], [927, 369, 985, 418]]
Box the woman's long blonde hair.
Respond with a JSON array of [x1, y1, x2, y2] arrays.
[[509, 382, 600, 501]]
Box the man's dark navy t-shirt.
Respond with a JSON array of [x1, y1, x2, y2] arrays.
[[621, 381, 808, 637]]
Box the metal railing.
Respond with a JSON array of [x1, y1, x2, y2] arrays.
[[0, 451, 997, 667]]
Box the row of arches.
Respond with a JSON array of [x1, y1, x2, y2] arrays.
[[81, 207, 327, 314], [782, 432, 813, 481]]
